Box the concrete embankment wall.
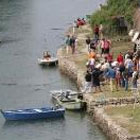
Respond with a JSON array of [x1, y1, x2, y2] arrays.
[[93, 107, 130, 140], [93, 107, 140, 140], [57, 48, 85, 88]]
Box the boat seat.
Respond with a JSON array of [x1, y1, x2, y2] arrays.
[[33, 109, 42, 112]]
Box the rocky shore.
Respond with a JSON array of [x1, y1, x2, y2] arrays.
[[57, 48, 85, 88]]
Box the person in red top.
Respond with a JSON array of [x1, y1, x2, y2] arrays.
[[117, 52, 124, 64], [106, 53, 113, 64]]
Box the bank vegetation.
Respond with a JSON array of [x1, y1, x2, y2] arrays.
[[90, 0, 138, 35]]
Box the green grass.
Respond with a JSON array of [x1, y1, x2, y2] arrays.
[[111, 38, 133, 58], [90, 0, 137, 35], [60, 25, 90, 71], [75, 24, 92, 36], [104, 105, 140, 135], [92, 87, 132, 100], [74, 54, 88, 70], [104, 88, 132, 98]]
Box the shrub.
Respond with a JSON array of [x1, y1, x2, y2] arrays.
[[90, 0, 137, 35]]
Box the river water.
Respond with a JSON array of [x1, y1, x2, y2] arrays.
[[0, 0, 107, 140]]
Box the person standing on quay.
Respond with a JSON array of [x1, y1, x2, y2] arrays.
[[70, 35, 76, 54], [94, 24, 99, 41], [117, 52, 124, 64], [106, 67, 116, 92], [66, 35, 71, 54], [92, 64, 103, 93], [99, 23, 103, 39], [86, 36, 91, 52], [83, 69, 92, 93], [132, 69, 139, 88]]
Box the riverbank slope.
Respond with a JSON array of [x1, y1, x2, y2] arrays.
[[57, 23, 140, 139]]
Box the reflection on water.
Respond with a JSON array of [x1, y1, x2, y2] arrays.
[[2, 111, 86, 129], [3, 117, 65, 129]]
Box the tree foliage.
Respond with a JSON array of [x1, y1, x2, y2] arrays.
[[90, 0, 137, 34]]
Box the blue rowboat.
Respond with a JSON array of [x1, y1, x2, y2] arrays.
[[0, 107, 65, 121]]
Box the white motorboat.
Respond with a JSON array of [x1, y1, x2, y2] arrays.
[[38, 57, 58, 66]]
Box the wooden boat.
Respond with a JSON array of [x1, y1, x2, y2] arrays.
[[0, 107, 65, 121], [38, 57, 58, 66], [51, 90, 86, 111]]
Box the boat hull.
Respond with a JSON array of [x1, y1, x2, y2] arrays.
[[1, 107, 65, 121], [38, 58, 58, 66], [61, 101, 82, 110], [52, 95, 85, 111]]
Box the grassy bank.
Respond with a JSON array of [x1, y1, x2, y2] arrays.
[[60, 22, 140, 137], [62, 24, 135, 100], [90, 0, 137, 35], [62, 24, 92, 71], [59, 1, 140, 137], [105, 105, 140, 135]]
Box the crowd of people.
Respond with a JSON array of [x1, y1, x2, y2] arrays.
[[65, 22, 140, 94], [82, 24, 140, 93]]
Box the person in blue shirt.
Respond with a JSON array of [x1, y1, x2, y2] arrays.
[[106, 67, 116, 92]]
